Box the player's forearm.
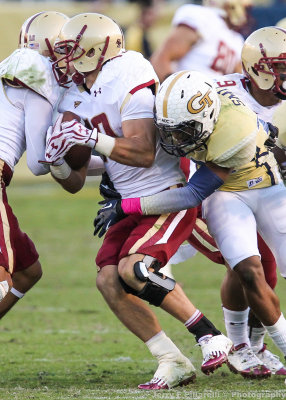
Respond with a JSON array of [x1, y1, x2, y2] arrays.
[[110, 137, 155, 168], [51, 163, 87, 194], [121, 164, 224, 215]]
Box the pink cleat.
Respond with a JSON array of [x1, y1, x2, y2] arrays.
[[199, 334, 233, 375], [254, 344, 286, 376], [227, 343, 271, 379]]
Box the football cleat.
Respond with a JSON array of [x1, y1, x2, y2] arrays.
[[254, 344, 286, 376], [138, 355, 196, 390], [199, 334, 233, 375], [227, 343, 271, 379]]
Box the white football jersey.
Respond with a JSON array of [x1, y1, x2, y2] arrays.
[[172, 4, 244, 77], [59, 51, 186, 198], [215, 73, 282, 123], [0, 49, 60, 174]]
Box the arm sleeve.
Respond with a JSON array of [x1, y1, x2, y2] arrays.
[[140, 164, 224, 215], [87, 155, 106, 176], [122, 164, 224, 215], [24, 90, 53, 176]]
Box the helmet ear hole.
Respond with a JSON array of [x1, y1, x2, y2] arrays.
[[251, 66, 259, 76], [86, 48, 95, 58]]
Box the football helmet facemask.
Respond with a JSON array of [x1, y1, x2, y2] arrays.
[[53, 13, 124, 87], [242, 26, 286, 98], [155, 70, 221, 157], [19, 11, 69, 60]]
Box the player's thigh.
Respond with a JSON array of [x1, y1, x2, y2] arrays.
[[119, 208, 197, 269], [202, 191, 259, 268], [255, 184, 286, 277]]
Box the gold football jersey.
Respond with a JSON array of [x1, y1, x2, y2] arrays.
[[189, 88, 281, 191]]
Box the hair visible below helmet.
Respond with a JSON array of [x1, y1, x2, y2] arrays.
[[203, 0, 251, 29], [19, 11, 69, 60], [241, 26, 286, 97], [53, 13, 124, 86], [155, 70, 221, 157]]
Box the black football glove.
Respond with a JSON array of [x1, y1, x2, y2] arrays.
[[99, 172, 121, 200], [265, 122, 279, 149], [93, 198, 126, 238]]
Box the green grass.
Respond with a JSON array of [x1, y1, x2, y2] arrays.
[[0, 178, 286, 399]]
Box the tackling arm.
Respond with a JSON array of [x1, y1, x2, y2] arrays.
[[123, 163, 230, 215]]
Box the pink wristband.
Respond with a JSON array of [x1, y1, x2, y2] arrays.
[[121, 197, 143, 215]]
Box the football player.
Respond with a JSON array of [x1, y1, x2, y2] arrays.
[[149, 0, 250, 287], [0, 11, 68, 318], [91, 70, 286, 378], [150, 0, 248, 83], [44, 13, 233, 390], [214, 26, 286, 377]]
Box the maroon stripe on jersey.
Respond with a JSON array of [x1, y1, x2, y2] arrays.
[[129, 79, 156, 95]]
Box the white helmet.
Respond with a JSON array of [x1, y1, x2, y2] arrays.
[[242, 26, 286, 97], [203, 0, 251, 29], [19, 11, 69, 60], [53, 13, 124, 86], [155, 70, 221, 157]]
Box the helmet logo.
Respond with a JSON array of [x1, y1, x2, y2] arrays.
[[187, 89, 213, 114], [116, 39, 122, 48]]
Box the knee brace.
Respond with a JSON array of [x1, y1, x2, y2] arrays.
[[119, 256, 176, 307]]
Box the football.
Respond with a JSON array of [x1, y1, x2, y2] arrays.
[[62, 111, 92, 170]]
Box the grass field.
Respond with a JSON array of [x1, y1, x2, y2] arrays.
[[1, 177, 286, 400]]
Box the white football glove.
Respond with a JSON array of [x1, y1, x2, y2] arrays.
[[60, 120, 98, 148], [39, 113, 66, 166]]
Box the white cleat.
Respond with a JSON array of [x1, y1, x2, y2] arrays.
[[199, 334, 233, 375], [254, 344, 286, 376], [138, 354, 196, 390], [227, 343, 271, 379]]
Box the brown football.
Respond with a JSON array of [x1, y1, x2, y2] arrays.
[[62, 112, 92, 170]]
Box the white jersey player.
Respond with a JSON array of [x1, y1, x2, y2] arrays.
[[45, 12, 233, 390], [0, 11, 68, 321], [172, 4, 243, 76], [150, 0, 245, 83]]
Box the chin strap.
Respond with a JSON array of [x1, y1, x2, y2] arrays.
[[72, 71, 86, 86]]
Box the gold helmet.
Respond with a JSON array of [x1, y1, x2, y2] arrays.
[[241, 26, 286, 97], [155, 70, 221, 156], [19, 11, 69, 60], [53, 13, 124, 86], [203, 0, 251, 29], [276, 17, 286, 31]]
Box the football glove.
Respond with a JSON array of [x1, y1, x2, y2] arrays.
[[60, 120, 98, 148], [99, 172, 121, 200], [93, 199, 126, 238], [264, 122, 279, 149]]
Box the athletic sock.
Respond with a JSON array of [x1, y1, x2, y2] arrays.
[[223, 307, 250, 347], [265, 313, 286, 356], [146, 331, 183, 361], [248, 326, 266, 350], [185, 309, 221, 342]]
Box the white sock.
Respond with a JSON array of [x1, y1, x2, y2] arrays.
[[265, 313, 286, 356], [223, 307, 250, 347], [146, 331, 183, 361], [248, 326, 266, 351]]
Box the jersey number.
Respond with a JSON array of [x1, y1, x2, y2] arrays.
[[211, 41, 237, 75], [91, 113, 117, 137]]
